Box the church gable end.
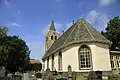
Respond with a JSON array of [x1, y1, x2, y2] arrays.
[[42, 18, 111, 60]]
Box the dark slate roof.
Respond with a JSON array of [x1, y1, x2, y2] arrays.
[[42, 18, 111, 59], [49, 20, 56, 31]]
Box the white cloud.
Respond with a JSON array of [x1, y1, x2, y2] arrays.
[[10, 23, 20, 27], [99, 0, 117, 6], [86, 10, 99, 24], [65, 22, 73, 30], [6, 22, 20, 29], [86, 10, 109, 31], [95, 13, 109, 31]]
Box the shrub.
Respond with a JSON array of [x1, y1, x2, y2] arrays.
[[88, 71, 97, 80], [76, 75, 85, 80], [35, 73, 42, 78], [108, 75, 117, 80]]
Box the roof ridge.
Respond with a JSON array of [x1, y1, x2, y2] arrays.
[[82, 20, 95, 40], [42, 18, 111, 60], [63, 20, 80, 45]]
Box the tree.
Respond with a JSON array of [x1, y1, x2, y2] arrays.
[[28, 62, 42, 71], [0, 26, 8, 36], [0, 26, 30, 73], [101, 16, 120, 50]]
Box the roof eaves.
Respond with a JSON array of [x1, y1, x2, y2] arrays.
[[42, 40, 110, 59]]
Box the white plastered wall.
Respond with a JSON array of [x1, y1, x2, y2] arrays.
[[44, 59, 47, 71], [44, 42, 111, 72], [62, 45, 79, 72], [54, 53, 59, 71], [61, 43, 111, 72], [49, 56, 52, 70], [91, 43, 111, 71]]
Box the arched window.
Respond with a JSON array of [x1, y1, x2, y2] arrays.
[[51, 35, 53, 40], [55, 36, 57, 40], [78, 45, 91, 69], [52, 54, 54, 70], [58, 51, 62, 70]]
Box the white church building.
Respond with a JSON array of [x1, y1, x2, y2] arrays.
[[42, 18, 120, 74]]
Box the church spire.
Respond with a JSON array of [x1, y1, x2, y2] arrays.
[[49, 20, 56, 31]]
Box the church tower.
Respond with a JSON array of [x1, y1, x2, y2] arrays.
[[45, 20, 60, 52]]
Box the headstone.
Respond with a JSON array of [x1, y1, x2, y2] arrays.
[[46, 72, 54, 80], [68, 65, 72, 73], [23, 73, 29, 80], [12, 74, 22, 80], [0, 66, 5, 77], [67, 65, 72, 80], [7, 73, 12, 78], [42, 68, 50, 80], [52, 70, 57, 76], [95, 71, 102, 80], [72, 71, 76, 80]]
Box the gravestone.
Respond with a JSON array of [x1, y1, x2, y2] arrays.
[[42, 68, 50, 80], [67, 65, 72, 80], [7, 73, 12, 79], [23, 73, 29, 80], [95, 71, 102, 80], [46, 72, 55, 80], [72, 71, 76, 80], [52, 70, 57, 76], [12, 74, 22, 80], [0, 66, 5, 77]]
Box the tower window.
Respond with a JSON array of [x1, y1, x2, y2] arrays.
[[55, 36, 57, 40], [51, 35, 53, 40]]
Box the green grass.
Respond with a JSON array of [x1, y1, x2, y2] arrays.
[[29, 77, 42, 80], [55, 75, 66, 79]]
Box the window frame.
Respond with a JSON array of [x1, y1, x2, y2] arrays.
[[55, 36, 57, 40], [110, 55, 114, 68], [58, 51, 62, 70], [78, 44, 92, 70], [51, 35, 54, 40], [52, 54, 54, 70], [115, 55, 120, 68]]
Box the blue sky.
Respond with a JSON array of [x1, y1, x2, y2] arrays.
[[0, 0, 120, 60]]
